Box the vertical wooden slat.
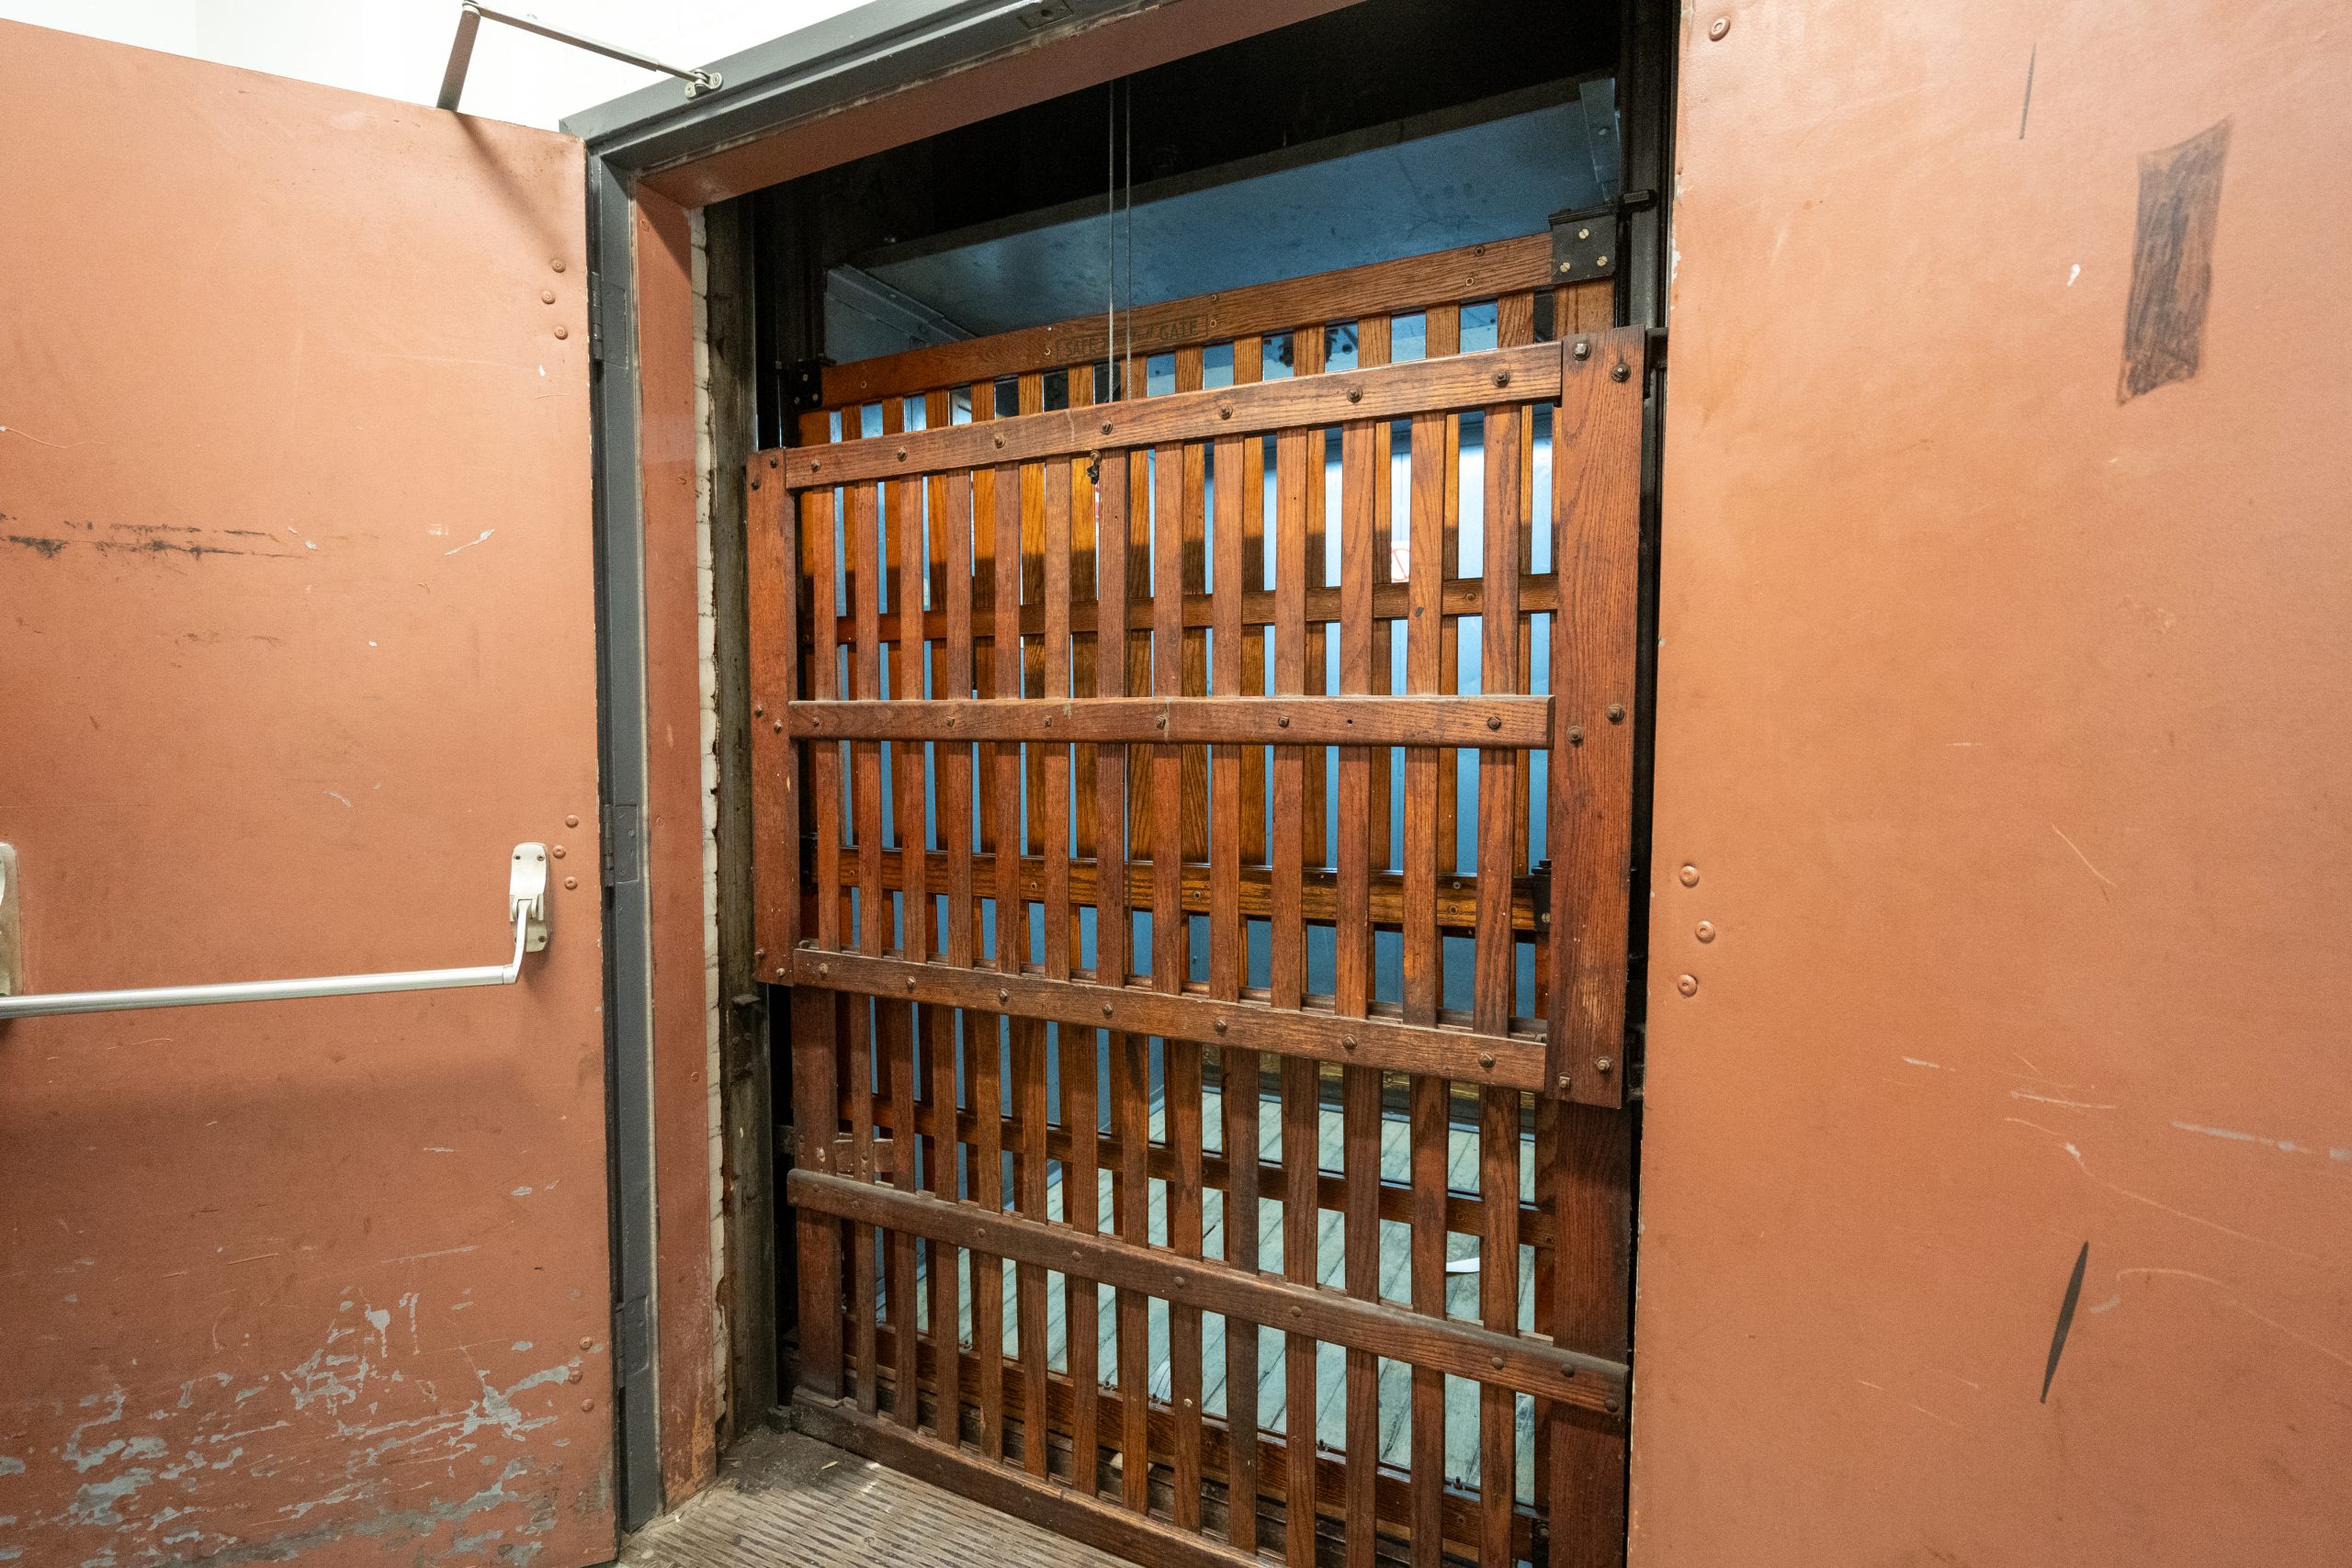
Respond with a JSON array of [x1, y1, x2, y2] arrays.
[[1337, 382, 1382, 1568], [1238, 342, 1271, 870], [994, 450, 1051, 1479], [1212, 334, 1262, 1552], [1176, 348, 1210, 867], [1549, 330, 1645, 1107], [1540, 1100, 1631, 1568], [886, 405, 924, 1429], [1401, 399, 1449, 1568], [1475, 401, 1523, 1567], [968, 433, 1007, 1461], [748, 456, 798, 964], [1295, 327, 1329, 883], [1429, 308, 1464, 900], [1497, 296, 1538, 893], [849, 478, 886, 1416], [1361, 320, 1395, 895], [1070, 365, 1102, 874], [1272, 406, 1321, 1567], [1091, 453, 1151, 1514], [810, 485, 843, 953], [1153, 427, 1204, 1529], [940, 470, 977, 969]]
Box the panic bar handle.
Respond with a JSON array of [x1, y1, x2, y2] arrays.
[[0, 843, 549, 1021]]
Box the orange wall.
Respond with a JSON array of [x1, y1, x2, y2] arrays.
[[1634, 1, 2352, 1561]]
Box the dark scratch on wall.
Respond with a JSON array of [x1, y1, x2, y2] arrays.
[[6, 535, 67, 558], [2041, 1240, 2090, 1403], [2120, 118, 2231, 402], [2018, 44, 2036, 140]]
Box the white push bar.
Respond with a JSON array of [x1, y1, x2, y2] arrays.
[[0, 843, 549, 1021]]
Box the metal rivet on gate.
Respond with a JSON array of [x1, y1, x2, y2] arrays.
[[1342, 1036, 1357, 1053], [768, 457, 779, 469], [1611, 362, 1631, 382], [753, 704, 764, 716], [1290, 1306, 1303, 1319], [1607, 703, 1626, 722], [1567, 725, 1585, 745], [1707, 15, 1730, 39], [551, 258, 567, 273], [564, 876, 578, 890], [1596, 255, 1611, 268], [1606, 1399, 1623, 1415], [905, 976, 917, 991], [1215, 1019, 1228, 1033], [1493, 369, 1511, 389], [541, 288, 557, 305], [751, 477, 761, 491], [1574, 340, 1591, 360], [1491, 1354, 1506, 1370], [896, 447, 907, 460], [998, 987, 1010, 1002], [566, 814, 580, 828], [1347, 389, 1362, 404], [581, 1398, 595, 1412], [1679, 863, 1701, 887], [1676, 974, 1699, 998], [553, 324, 569, 339], [773, 719, 784, 732], [1556, 1074, 1573, 1091], [1155, 716, 1167, 729], [809, 458, 821, 472], [994, 435, 1005, 448], [1103, 421, 1116, 434], [776, 965, 788, 979], [581, 1337, 594, 1351], [1695, 920, 1715, 943], [1486, 715, 1502, 731], [1595, 1056, 1613, 1074], [1102, 1002, 1114, 1017], [569, 1365, 584, 1383], [1478, 1051, 1497, 1069], [551, 845, 566, 859], [1277, 715, 1291, 728], [818, 962, 831, 977], [1559, 261, 1573, 274]]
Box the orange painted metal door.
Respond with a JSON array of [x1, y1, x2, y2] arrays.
[[0, 23, 614, 1568]]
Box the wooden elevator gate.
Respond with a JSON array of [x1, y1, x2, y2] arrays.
[[748, 234, 1645, 1568]]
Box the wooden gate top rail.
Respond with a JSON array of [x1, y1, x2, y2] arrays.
[[790, 947, 1550, 1091], [785, 694, 1552, 748], [818, 231, 1562, 409], [773, 340, 1568, 490], [787, 1169, 1628, 1415]]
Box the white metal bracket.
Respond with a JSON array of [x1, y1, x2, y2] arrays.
[[0, 844, 20, 999], [511, 840, 549, 953]]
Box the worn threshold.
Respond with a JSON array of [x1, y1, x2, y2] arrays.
[[616, 1423, 1127, 1568]]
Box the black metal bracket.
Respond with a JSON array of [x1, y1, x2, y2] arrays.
[[1549, 190, 1657, 287], [785, 355, 834, 414]]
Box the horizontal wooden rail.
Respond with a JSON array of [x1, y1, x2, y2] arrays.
[[848, 1328, 1534, 1563], [818, 231, 1567, 408], [833, 1087, 1559, 1247], [788, 946, 1549, 1090], [807, 844, 1550, 935], [809, 571, 1573, 649], [787, 1170, 1626, 1413], [786, 694, 1552, 748], [794, 1395, 1262, 1568], [779, 341, 1569, 488]]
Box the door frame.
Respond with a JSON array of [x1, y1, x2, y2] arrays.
[[571, 0, 1673, 1530]]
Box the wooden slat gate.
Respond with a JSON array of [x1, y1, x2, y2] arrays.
[[747, 235, 1645, 1568]]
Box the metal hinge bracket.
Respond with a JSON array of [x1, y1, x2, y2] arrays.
[[602, 803, 643, 886], [785, 356, 835, 414]]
